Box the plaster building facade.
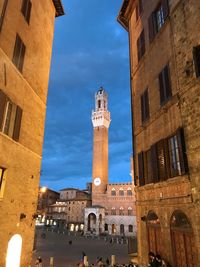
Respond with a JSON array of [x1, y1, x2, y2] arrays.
[[84, 88, 137, 237], [0, 0, 64, 266], [47, 188, 92, 231], [118, 0, 200, 266]]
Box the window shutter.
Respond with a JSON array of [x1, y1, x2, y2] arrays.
[[164, 138, 170, 178], [12, 34, 21, 67], [138, 152, 145, 186], [141, 94, 144, 122], [21, 0, 27, 17], [141, 30, 145, 58], [193, 45, 200, 78], [164, 64, 172, 99], [0, 90, 7, 130], [18, 42, 26, 72], [139, 0, 143, 15], [136, 4, 139, 21], [26, 0, 32, 24], [159, 71, 165, 104], [150, 144, 159, 183], [157, 139, 167, 181], [13, 106, 22, 141], [148, 13, 156, 42], [137, 37, 141, 62], [144, 89, 149, 119], [162, 0, 169, 21], [177, 128, 189, 174]]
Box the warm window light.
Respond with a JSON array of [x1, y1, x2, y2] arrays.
[[6, 234, 22, 267]]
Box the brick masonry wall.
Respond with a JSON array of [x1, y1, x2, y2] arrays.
[[0, 0, 56, 266]]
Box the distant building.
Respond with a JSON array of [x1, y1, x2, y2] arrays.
[[118, 0, 200, 266], [0, 0, 64, 266], [84, 88, 136, 237], [36, 187, 60, 225], [47, 187, 91, 231]]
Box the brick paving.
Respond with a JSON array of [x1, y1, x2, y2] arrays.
[[32, 228, 132, 267]]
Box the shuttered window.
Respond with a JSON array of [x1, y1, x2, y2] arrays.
[[193, 45, 200, 78], [141, 89, 150, 123], [168, 128, 188, 177], [12, 34, 26, 72], [21, 0, 32, 24], [138, 152, 145, 186], [0, 89, 23, 142], [158, 64, 172, 105], [150, 144, 159, 183], [136, 0, 143, 21], [137, 30, 145, 62], [157, 139, 168, 181], [148, 0, 169, 42]]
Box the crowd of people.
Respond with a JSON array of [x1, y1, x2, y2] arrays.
[[148, 252, 171, 267]]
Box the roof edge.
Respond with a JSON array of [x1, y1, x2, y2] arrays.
[[117, 0, 134, 31], [52, 0, 65, 17]]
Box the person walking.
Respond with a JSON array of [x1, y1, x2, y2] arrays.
[[35, 256, 42, 267]]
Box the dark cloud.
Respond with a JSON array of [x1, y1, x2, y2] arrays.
[[40, 0, 132, 191]]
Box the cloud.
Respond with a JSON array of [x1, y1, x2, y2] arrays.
[[40, 0, 132, 191]]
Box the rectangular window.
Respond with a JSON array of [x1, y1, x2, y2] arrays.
[[0, 90, 23, 141], [12, 34, 26, 72], [21, 0, 32, 24], [137, 30, 145, 62], [159, 64, 172, 105], [141, 89, 150, 123], [193, 45, 200, 77], [148, 0, 169, 42], [136, 0, 143, 21]]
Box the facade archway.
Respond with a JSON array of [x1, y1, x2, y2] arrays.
[[147, 211, 162, 256], [170, 210, 196, 267], [112, 224, 116, 234], [88, 213, 96, 232], [120, 224, 125, 235], [6, 234, 22, 267]]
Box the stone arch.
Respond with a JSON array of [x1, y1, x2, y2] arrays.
[[87, 213, 96, 232], [6, 234, 22, 267], [170, 210, 196, 267]]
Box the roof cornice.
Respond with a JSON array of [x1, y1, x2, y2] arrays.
[[52, 0, 65, 17], [117, 0, 135, 31]]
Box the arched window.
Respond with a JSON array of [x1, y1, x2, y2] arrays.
[[129, 225, 133, 232], [120, 224, 125, 234], [119, 188, 124, 196], [127, 187, 132, 196], [170, 210, 196, 267], [111, 207, 116, 215], [105, 223, 108, 231], [119, 207, 124, 215], [128, 207, 133, 216], [111, 188, 116, 196]]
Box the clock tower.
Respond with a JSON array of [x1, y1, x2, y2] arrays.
[[92, 87, 111, 203]]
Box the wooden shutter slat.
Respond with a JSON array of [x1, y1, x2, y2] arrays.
[[162, 0, 169, 21], [177, 128, 189, 174], [0, 90, 7, 131], [13, 106, 22, 141], [138, 152, 145, 186], [151, 144, 159, 183]]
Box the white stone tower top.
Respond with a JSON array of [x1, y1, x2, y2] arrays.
[[92, 87, 111, 128]]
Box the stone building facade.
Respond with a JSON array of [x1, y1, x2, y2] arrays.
[[0, 1, 64, 266], [84, 88, 136, 237], [118, 0, 200, 266], [47, 188, 92, 231]]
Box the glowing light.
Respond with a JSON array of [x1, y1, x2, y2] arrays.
[[6, 234, 22, 267], [40, 186, 47, 193]]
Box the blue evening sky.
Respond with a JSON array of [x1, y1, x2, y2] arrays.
[[40, 0, 132, 191]]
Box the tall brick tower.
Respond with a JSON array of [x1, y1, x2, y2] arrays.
[[92, 87, 111, 204]]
